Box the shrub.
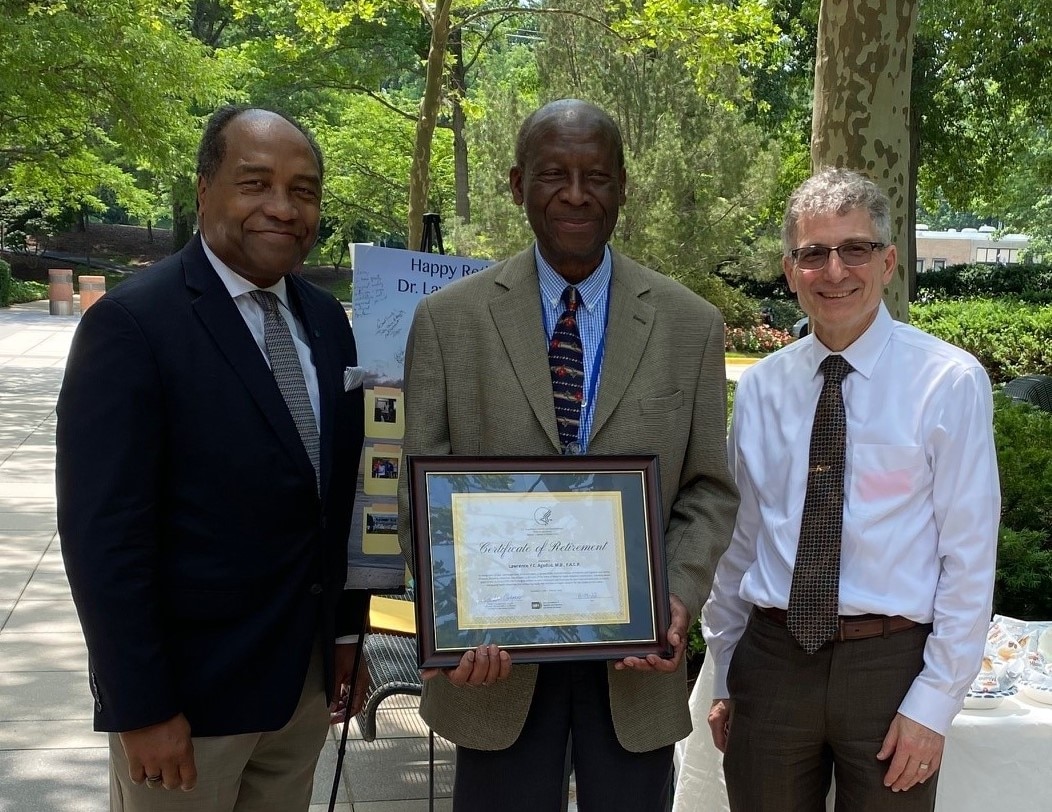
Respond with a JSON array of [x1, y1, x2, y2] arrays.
[[910, 298, 1052, 383], [758, 297, 804, 332], [990, 394, 1052, 619], [725, 324, 793, 354], [917, 262, 1052, 301], [8, 278, 48, 304], [0, 259, 11, 307], [688, 273, 763, 330], [993, 394, 1052, 535]]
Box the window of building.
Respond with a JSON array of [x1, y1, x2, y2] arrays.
[[932, 258, 947, 270], [915, 258, 926, 273]]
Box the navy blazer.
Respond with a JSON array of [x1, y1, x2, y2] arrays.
[[57, 235, 366, 736]]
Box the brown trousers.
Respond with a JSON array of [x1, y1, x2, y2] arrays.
[[109, 644, 329, 812], [723, 610, 938, 812]]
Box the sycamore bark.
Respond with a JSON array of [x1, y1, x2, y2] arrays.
[[811, 0, 917, 321]]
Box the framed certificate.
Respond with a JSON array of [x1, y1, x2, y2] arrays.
[[408, 455, 670, 667]]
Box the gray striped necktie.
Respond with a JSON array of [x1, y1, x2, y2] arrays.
[[787, 353, 853, 653], [250, 290, 320, 486]]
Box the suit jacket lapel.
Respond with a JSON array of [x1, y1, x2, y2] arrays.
[[286, 276, 336, 501], [184, 236, 318, 487], [490, 248, 562, 452], [591, 251, 655, 442]]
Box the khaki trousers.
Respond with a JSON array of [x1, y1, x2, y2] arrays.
[[109, 645, 329, 812]]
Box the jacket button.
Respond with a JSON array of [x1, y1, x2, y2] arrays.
[[310, 583, 323, 595]]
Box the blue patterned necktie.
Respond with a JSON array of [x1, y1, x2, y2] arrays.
[[787, 354, 853, 653], [250, 290, 320, 488], [549, 285, 585, 452]]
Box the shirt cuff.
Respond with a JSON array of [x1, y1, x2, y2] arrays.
[[335, 635, 360, 645], [898, 679, 962, 735]]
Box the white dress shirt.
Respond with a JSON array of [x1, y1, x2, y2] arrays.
[[202, 237, 321, 431], [703, 303, 1000, 735]]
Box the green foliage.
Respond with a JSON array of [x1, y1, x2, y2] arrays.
[[917, 263, 1052, 301], [0, 259, 10, 306], [2, 275, 49, 306], [993, 394, 1052, 538], [991, 394, 1052, 619], [910, 299, 1052, 383], [612, 0, 783, 107], [994, 528, 1052, 620], [0, 0, 227, 219], [686, 275, 763, 330], [758, 297, 804, 331], [914, 0, 1052, 222]]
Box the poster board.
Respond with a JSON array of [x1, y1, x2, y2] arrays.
[[346, 244, 493, 589]]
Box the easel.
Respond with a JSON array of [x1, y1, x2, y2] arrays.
[[328, 213, 444, 812], [420, 212, 445, 255]]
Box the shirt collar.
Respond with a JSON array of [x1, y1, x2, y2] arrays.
[[808, 302, 894, 381], [201, 235, 290, 306], [534, 243, 612, 313]]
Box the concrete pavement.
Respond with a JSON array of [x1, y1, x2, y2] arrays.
[[0, 300, 456, 811]]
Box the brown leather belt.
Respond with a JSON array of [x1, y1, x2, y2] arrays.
[[756, 606, 918, 642]]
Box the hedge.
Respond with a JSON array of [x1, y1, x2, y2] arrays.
[[917, 262, 1052, 301], [0, 259, 11, 307], [910, 298, 1052, 383], [992, 395, 1052, 619]]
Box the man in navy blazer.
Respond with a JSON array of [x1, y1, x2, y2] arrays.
[[57, 106, 367, 811]]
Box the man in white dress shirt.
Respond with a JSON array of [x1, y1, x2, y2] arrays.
[[702, 167, 1000, 810]]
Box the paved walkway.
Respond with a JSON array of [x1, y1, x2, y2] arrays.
[[0, 301, 456, 811], [0, 297, 756, 811]]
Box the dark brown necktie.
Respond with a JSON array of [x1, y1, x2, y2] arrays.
[[548, 285, 584, 451], [787, 354, 853, 653]]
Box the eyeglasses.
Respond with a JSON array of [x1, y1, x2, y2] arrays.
[[790, 241, 886, 270]]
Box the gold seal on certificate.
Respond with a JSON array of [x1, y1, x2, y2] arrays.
[[408, 455, 670, 667]]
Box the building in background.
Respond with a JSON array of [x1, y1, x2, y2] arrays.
[[915, 225, 1034, 272]]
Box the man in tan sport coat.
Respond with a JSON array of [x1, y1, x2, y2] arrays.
[[397, 99, 738, 811]]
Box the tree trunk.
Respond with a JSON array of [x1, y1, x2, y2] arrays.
[[811, 0, 917, 322], [450, 26, 470, 224], [408, 0, 453, 251], [172, 176, 196, 252]]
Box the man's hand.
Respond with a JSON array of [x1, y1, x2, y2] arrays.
[[707, 698, 734, 753], [877, 713, 944, 792], [614, 594, 689, 673], [119, 713, 196, 791], [421, 643, 511, 687], [331, 642, 371, 723]]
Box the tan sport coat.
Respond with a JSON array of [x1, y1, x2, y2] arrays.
[[397, 246, 739, 752]]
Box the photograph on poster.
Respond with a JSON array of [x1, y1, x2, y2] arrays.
[[366, 513, 398, 533], [365, 386, 404, 440], [363, 504, 401, 555], [372, 456, 399, 479], [363, 444, 402, 497], [374, 397, 397, 424]]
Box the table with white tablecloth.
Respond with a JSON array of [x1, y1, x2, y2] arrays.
[[673, 655, 1052, 811]]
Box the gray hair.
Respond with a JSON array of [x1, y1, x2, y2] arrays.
[[781, 167, 891, 255], [514, 99, 625, 170]]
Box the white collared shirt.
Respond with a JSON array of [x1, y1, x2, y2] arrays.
[[201, 237, 320, 431], [703, 303, 1000, 734]]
